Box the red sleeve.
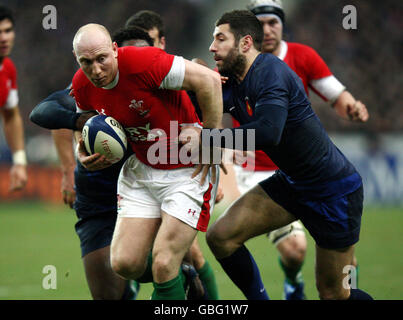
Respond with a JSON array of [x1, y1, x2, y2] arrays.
[[6, 58, 17, 89], [119, 46, 175, 89], [300, 45, 332, 81]]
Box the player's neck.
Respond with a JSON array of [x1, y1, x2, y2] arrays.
[[238, 51, 260, 82], [272, 45, 281, 57], [0, 56, 4, 66]]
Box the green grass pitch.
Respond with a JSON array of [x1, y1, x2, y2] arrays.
[[0, 201, 401, 300]]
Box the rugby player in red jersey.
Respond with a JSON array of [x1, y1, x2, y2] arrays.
[[71, 23, 223, 300], [0, 5, 27, 191]]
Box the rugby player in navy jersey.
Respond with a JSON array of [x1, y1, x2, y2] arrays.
[[30, 85, 138, 300], [198, 10, 373, 300]]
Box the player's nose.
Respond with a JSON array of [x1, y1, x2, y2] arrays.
[[92, 62, 103, 76], [209, 41, 216, 52]]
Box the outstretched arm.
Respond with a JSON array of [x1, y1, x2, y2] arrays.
[[52, 129, 76, 208], [0, 106, 27, 191], [29, 89, 97, 130]]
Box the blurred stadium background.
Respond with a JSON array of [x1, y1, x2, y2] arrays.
[[0, 0, 402, 299]]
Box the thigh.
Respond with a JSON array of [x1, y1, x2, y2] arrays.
[[152, 211, 198, 283], [315, 244, 355, 299], [153, 211, 198, 259], [209, 184, 297, 245], [111, 216, 161, 265], [83, 245, 126, 300]]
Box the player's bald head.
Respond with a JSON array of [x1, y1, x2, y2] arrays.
[[72, 23, 119, 88], [73, 23, 113, 55]]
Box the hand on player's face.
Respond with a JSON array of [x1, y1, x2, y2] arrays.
[[77, 138, 112, 171]]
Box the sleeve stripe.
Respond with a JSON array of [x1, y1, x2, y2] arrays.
[[159, 56, 185, 90], [5, 89, 18, 109], [310, 75, 346, 103]]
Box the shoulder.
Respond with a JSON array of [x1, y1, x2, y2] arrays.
[[286, 42, 327, 64], [255, 53, 291, 79], [118, 46, 174, 74], [287, 42, 318, 56], [2, 57, 17, 75]]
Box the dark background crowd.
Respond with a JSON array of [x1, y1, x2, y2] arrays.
[[0, 0, 401, 164]]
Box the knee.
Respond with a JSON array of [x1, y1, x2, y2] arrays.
[[317, 286, 349, 300], [316, 279, 349, 300], [152, 251, 177, 281], [206, 224, 240, 258], [110, 253, 146, 280]]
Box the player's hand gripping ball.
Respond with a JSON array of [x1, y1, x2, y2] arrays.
[[82, 115, 128, 165]]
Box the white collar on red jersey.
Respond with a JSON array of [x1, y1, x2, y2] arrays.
[[277, 40, 288, 61], [102, 71, 119, 90]]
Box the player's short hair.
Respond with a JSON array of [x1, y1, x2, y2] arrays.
[[216, 10, 263, 51], [0, 5, 15, 25], [247, 0, 285, 23], [125, 10, 165, 39], [112, 26, 154, 47]]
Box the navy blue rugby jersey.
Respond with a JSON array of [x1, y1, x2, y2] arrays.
[[221, 53, 358, 190]]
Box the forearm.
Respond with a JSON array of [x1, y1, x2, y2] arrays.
[[182, 60, 223, 129], [30, 99, 80, 130], [29, 89, 97, 130], [52, 129, 76, 173], [203, 106, 287, 150], [1, 107, 25, 153]]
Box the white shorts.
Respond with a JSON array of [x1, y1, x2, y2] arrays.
[[117, 154, 218, 232], [233, 165, 305, 246]]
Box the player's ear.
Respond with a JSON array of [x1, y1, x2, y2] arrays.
[[240, 35, 253, 53], [112, 41, 118, 57], [159, 36, 166, 50]]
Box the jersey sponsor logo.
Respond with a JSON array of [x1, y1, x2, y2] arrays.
[[129, 99, 150, 118], [245, 97, 253, 117], [125, 122, 164, 142]]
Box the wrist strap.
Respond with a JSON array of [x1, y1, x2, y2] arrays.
[[13, 150, 27, 166]]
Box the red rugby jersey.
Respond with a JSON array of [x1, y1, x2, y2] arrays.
[[0, 57, 18, 108], [72, 46, 201, 169]]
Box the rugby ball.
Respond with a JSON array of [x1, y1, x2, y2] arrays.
[[82, 115, 127, 164]]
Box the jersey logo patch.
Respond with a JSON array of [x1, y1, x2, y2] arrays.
[[129, 99, 150, 118], [245, 97, 253, 116]]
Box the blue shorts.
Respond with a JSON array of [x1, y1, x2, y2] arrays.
[[259, 171, 363, 249], [74, 212, 117, 257]]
